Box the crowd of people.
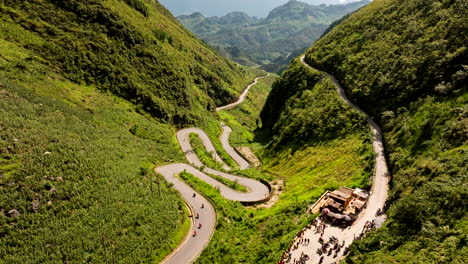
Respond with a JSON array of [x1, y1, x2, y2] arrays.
[[277, 201, 385, 263], [315, 221, 327, 237], [278, 218, 338, 264], [277, 215, 356, 264], [361, 220, 376, 234], [316, 235, 348, 260]]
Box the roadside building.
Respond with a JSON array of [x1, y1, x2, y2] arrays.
[[309, 186, 369, 224]]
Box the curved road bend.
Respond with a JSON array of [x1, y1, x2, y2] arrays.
[[290, 55, 390, 264], [157, 164, 216, 264], [216, 74, 270, 112], [157, 75, 271, 264], [175, 128, 269, 202], [177, 128, 231, 171], [220, 122, 250, 170]]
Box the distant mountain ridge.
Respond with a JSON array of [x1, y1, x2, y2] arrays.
[[178, 0, 370, 72]]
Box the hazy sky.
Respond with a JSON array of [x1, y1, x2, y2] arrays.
[[159, 0, 360, 18]]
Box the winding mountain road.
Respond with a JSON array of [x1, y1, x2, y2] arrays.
[[287, 56, 391, 264], [216, 74, 270, 112], [157, 75, 270, 264]]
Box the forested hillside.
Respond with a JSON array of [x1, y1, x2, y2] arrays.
[[0, 0, 258, 262], [178, 0, 370, 73], [262, 0, 467, 262], [0, 0, 255, 126]]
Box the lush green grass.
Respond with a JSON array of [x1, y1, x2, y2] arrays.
[[0, 77, 191, 263], [189, 132, 230, 170], [205, 172, 248, 193], [180, 171, 311, 263], [262, 134, 373, 214]]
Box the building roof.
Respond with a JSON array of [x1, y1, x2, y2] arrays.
[[328, 193, 346, 203], [310, 187, 370, 216], [330, 188, 352, 202], [353, 199, 366, 210], [326, 200, 343, 210], [353, 188, 369, 199], [339, 186, 354, 196]]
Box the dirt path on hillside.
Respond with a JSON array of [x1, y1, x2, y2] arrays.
[[285, 56, 391, 264]]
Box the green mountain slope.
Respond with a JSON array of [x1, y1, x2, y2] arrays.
[[178, 0, 370, 72], [0, 0, 258, 262], [0, 0, 256, 125], [262, 0, 467, 262]]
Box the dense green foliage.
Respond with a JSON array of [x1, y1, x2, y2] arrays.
[[304, 0, 467, 117], [0, 0, 255, 125], [178, 0, 370, 72], [347, 96, 468, 263], [0, 0, 262, 262], [263, 0, 467, 262], [0, 78, 191, 263], [261, 59, 367, 149]]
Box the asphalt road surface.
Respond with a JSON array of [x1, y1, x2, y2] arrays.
[[216, 74, 270, 112], [157, 76, 270, 264]]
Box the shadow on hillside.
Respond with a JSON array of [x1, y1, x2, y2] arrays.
[[253, 126, 273, 147]]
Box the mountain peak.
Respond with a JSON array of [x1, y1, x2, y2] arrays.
[[178, 12, 205, 20], [216, 11, 257, 25], [190, 12, 205, 18], [266, 0, 369, 21]]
